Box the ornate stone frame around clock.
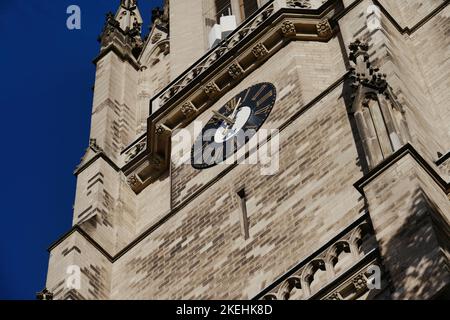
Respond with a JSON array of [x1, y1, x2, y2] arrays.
[[123, 0, 339, 194]]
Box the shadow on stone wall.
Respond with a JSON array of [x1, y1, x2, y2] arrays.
[[378, 188, 449, 299]]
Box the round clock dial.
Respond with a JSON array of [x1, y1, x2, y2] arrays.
[[191, 82, 277, 169]]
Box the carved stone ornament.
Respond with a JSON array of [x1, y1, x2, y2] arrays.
[[352, 273, 367, 291], [203, 82, 220, 98], [124, 138, 146, 164], [256, 219, 375, 300], [156, 4, 276, 106], [349, 40, 388, 94], [287, 0, 312, 8], [228, 63, 244, 79], [252, 43, 268, 59], [317, 19, 332, 37], [127, 174, 140, 188], [155, 124, 169, 135], [180, 102, 197, 118], [281, 20, 296, 36]]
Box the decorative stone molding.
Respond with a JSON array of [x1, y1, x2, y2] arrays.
[[352, 273, 368, 291], [203, 82, 220, 99], [180, 101, 197, 118], [155, 124, 171, 135], [320, 258, 387, 300], [123, 136, 146, 164], [287, 0, 312, 8], [252, 43, 269, 59], [227, 63, 244, 80], [256, 216, 382, 300], [127, 174, 140, 188], [155, 3, 277, 106], [281, 20, 296, 36], [317, 19, 332, 37]]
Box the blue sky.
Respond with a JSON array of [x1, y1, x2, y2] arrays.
[[0, 0, 162, 300]]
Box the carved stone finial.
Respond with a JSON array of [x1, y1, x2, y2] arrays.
[[349, 39, 370, 64], [115, 0, 142, 33], [151, 6, 169, 30], [348, 40, 387, 93]]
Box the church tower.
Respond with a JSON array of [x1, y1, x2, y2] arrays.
[[43, 0, 449, 300]]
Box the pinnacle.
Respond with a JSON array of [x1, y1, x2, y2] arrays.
[[115, 0, 143, 32]]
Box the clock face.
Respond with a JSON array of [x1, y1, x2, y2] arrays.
[[191, 82, 276, 169]]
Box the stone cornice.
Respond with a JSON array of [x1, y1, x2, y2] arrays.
[[354, 143, 450, 196], [48, 225, 114, 262], [74, 151, 120, 176]]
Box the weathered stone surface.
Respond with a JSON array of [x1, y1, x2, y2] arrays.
[[45, 0, 450, 300]]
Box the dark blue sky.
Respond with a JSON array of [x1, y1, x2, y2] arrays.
[[0, 0, 162, 300]]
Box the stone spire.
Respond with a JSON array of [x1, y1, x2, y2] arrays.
[[115, 0, 143, 33]]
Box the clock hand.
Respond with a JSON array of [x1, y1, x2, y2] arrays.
[[230, 97, 242, 119], [212, 110, 235, 125], [223, 97, 242, 136]]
